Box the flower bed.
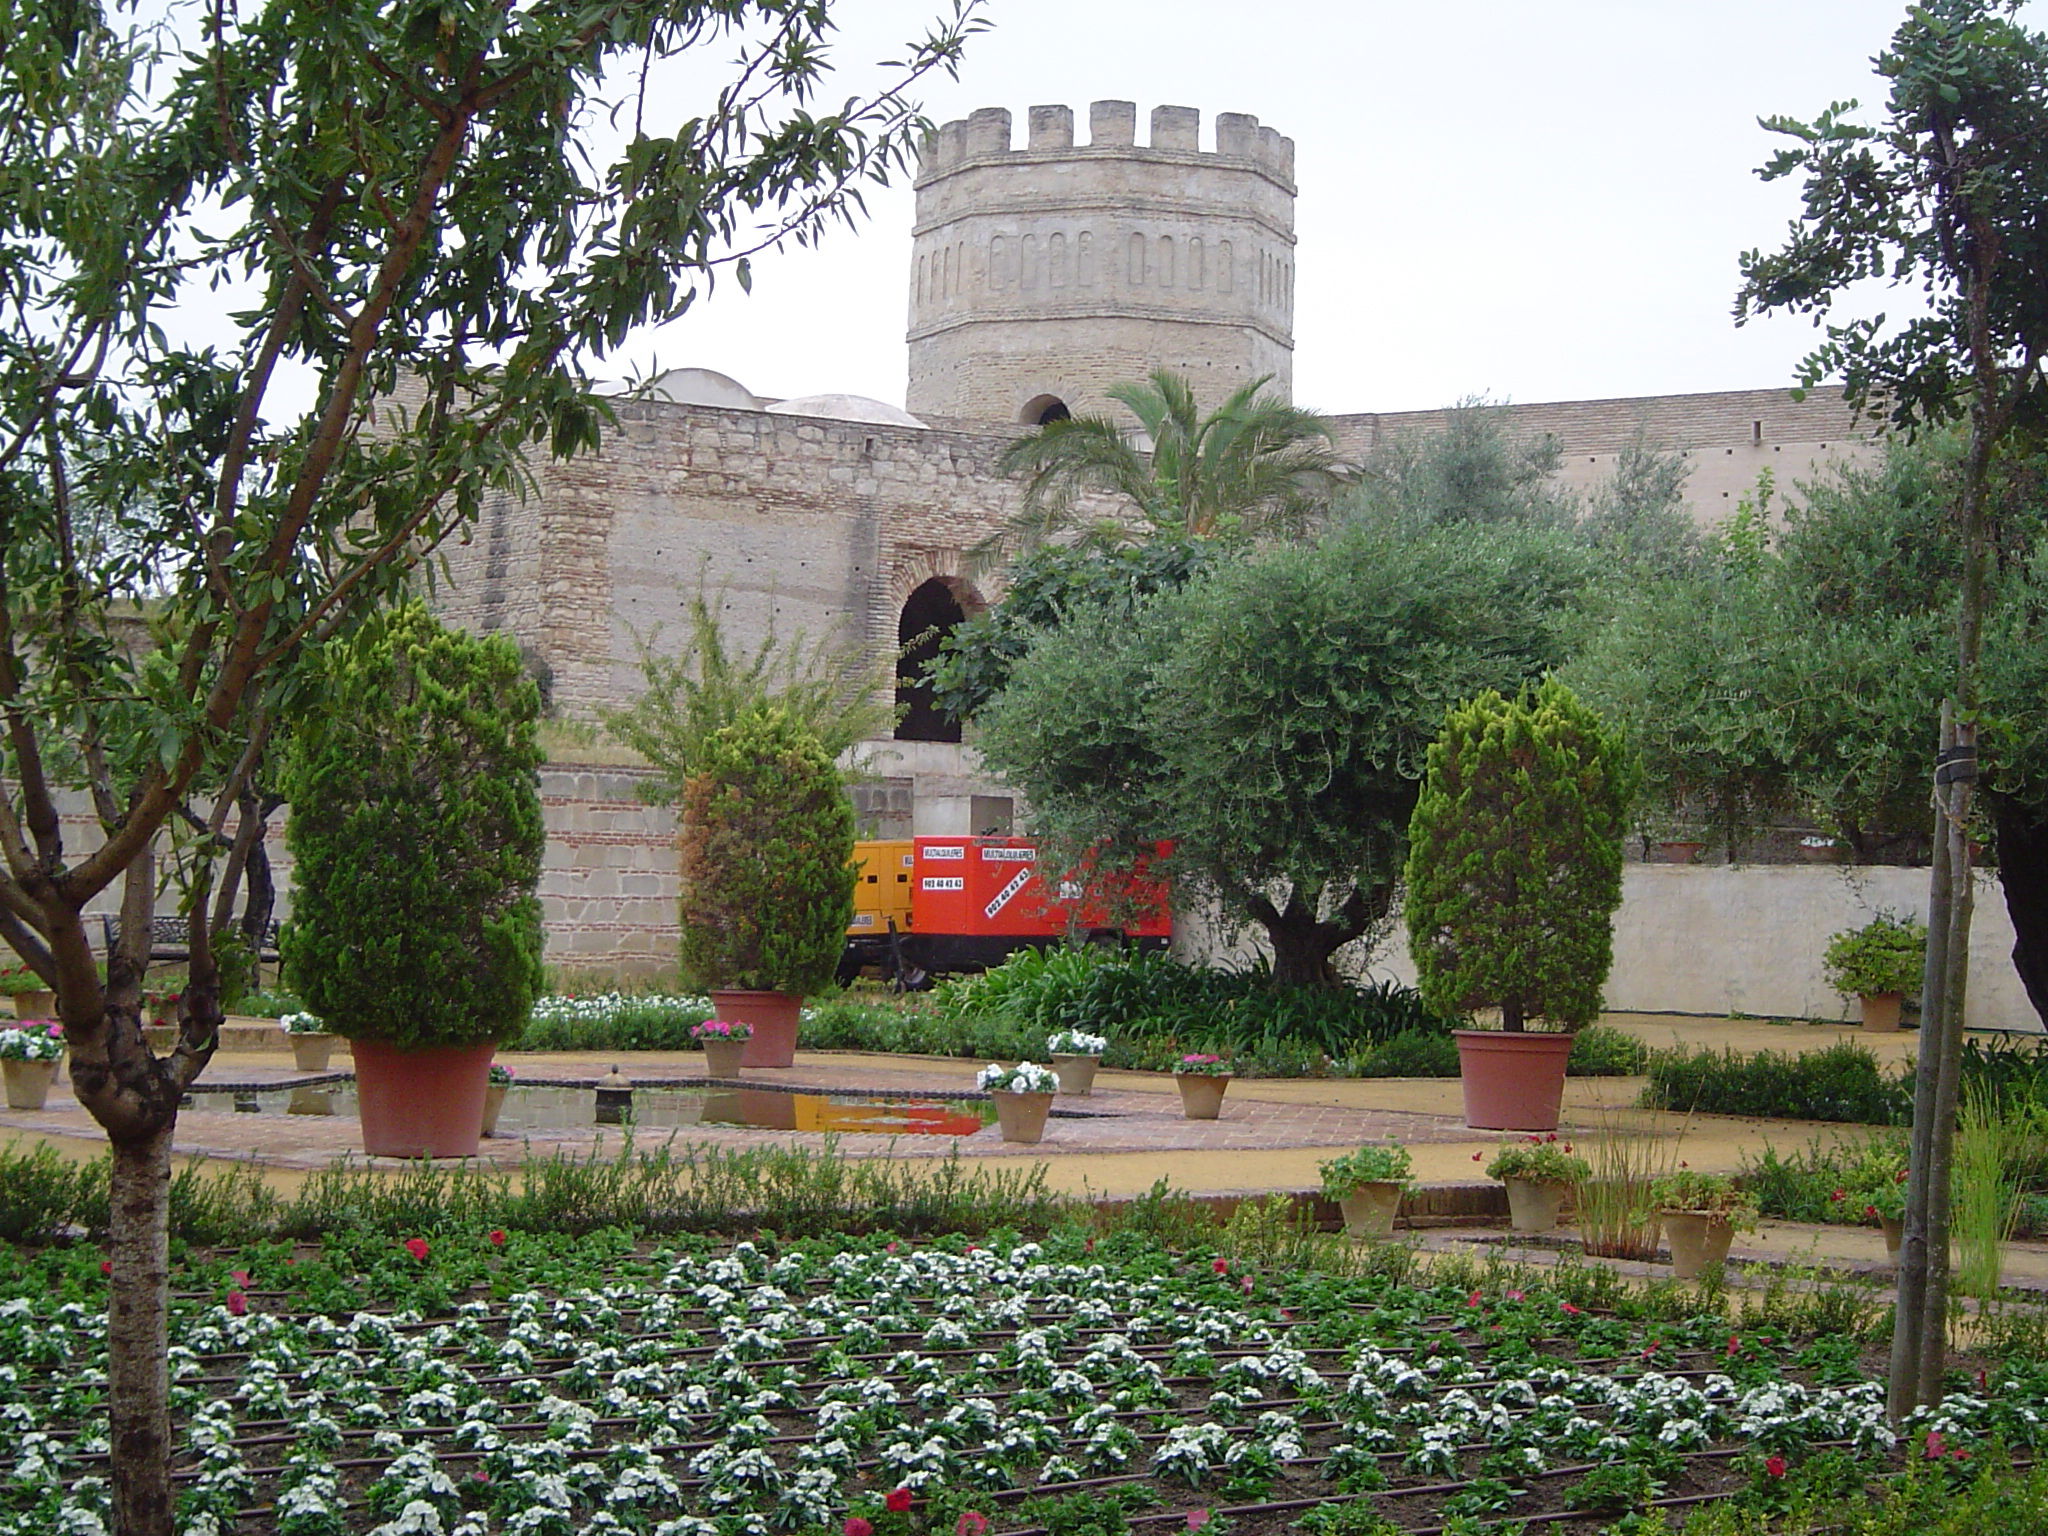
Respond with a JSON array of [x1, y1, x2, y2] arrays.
[[2, 1235, 2044, 1535]]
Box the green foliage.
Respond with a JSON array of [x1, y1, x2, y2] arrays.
[[1569, 1023, 1651, 1076], [208, 929, 255, 1012], [1353, 1029, 1461, 1078], [283, 605, 544, 1049], [977, 519, 1584, 987], [1649, 1170, 1760, 1223], [1643, 1041, 1913, 1125], [676, 707, 855, 996], [1318, 1144, 1414, 1196], [992, 368, 1346, 555], [1823, 912, 1928, 998], [1739, 1133, 1912, 1224], [517, 995, 714, 1052], [1404, 678, 1640, 1031], [602, 588, 895, 805], [1485, 1139, 1591, 1185]]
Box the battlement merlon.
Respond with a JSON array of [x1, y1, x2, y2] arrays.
[[915, 102, 1296, 188]]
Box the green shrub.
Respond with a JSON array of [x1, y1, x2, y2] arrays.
[[1353, 1029, 1461, 1077], [1569, 1023, 1650, 1075], [677, 706, 855, 996], [1822, 911, 1927, 998], [1404, 677, 1639, 1031], [284, 604, 545, 1049], [1643, 1040, 1912, 1124], [519, 993, 714, 1051], [1739, 1132, 1912, 1223]]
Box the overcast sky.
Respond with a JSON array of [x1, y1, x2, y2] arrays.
[[601, 0, 1983, 417]]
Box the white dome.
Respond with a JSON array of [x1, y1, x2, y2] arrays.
[[764, 393, 925, 429], [644, 367, 758, 409]]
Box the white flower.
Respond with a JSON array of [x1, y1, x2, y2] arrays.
[[976, 1060, 1057, 1093]]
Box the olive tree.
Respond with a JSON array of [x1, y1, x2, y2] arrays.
[[0, 3, 980, 1531]]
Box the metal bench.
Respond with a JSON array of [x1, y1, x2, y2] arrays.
[[100, 914, 281, 964]]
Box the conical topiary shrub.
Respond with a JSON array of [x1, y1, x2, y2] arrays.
[[1403, 677, 1639, 1130], [677, 706, 856, 1064]]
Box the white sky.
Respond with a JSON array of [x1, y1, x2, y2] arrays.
[[600, 0, 1971, 416]]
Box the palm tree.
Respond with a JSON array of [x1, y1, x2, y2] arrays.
[[989, 370, 1348, 557]]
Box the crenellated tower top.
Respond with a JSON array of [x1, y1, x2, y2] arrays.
[[905, 103, 1297, 425]]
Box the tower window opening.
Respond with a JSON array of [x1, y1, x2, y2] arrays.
[[896, 578, 971, 744], [1021, 394, 1071, 425]]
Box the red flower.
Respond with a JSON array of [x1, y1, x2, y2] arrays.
[[1467, 1290, 1483, 1308], [1829, 1188, 1846, 1202], [1726, 1334, 1741, 1356], [231, 1270, 249, 1285], [489, 1230, 507, 1248], [403, 1237, 430, 1261], [1563, 1143, 1574, 1153], [1212, 1257, 1229, 1274], [846, 1520, 874, 1536], [1865, 1205, 1881, 1221], [886, 1489, 914, 1514], [1765, 1455, 1787, 1479], [1470, 1151, 1482, 1162], [1923, 1430, 1947, 1460], [1560, 1301, 1582, 1315], [99, 1261, 112, 1276], [226, 1289, 248, 1317], [957, 1514, 990, 1536]]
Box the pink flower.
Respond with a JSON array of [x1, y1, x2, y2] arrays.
[[1186, 1511, 1210, 1532], [886, 1488, 914, 1514], [403, 1237, 430, 1261], [1212, 1257, 1229, 1274], [1505, 1289, 1524, 1301], [231, 1270, 249, 1286], [1765, 1455, 1787, 1479], [846, 1521, 874, 1536], [1467, 1290, 1483, 1308], [1923, 1430, 1947, 1460], [489, 1230, 507, 1248], [1240, 1276, 1253, 1295], [226, 1289, 248, 1316], [1560, 1301, 1582, 1315], [957, 1514, 990, 1536]]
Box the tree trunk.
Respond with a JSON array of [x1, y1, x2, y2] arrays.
[[108, 1116, 177, 1536], [1264, 908, 1344, 989], [1989, 792, 2048, 1026]]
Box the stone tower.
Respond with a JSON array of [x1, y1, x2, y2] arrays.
[[905, 102, 1296, 425]]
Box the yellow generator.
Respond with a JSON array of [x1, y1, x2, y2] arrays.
[[839, 841, 918, 984]]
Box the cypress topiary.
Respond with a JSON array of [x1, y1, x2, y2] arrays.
[[282, 604, 545, 1048], [1404, 677, 1640, 1032], [677, 705, 856, 996]]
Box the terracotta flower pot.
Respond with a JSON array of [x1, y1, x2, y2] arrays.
[[1051, 1053, 1100, 1096], [701, 1036, 748, 1078], [1176, 1074, 1230, 1120], [1504, 1177, 1568, 1234], [1453, 1029, 1575, 1131], [290, 1033, 336, 1073], [1859, 992, 1903, 1033], [992, 1089, 1054, 1144], [709, 990, 801, 1067], [3, 1057, 58, 1110], [10, 989, 54, 1021], [1337, 1181, 1404, 1239], [349, 1037, 496, 1158], [1662, 1210, 1736, 1280], [480, 1083, 509, 1137], [1650, 841, 1706, 865]]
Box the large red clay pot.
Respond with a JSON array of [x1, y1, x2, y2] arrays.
[[349, 1037, 496, 1158], [1454, 1029, 1575, 1132], [709, 989, 802, 1067]]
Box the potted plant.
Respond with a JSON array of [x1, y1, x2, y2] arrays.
[[1172, 1052, 1233, 1119], [0, 964, 55, 1023], [1319, 1142, 1414, 1238], [1851, 1158, 1910, 1263], [977, 1060, 1059, 1143], [284, 605, 545, 1160], [0, 1020, 65, 1109], [1822, 911, 1925, 1033], [482, 1063, 514, 1138], [677, 705, 856, 1067], [1405, 678, 1639, 1131], [692, 1018, 753, 1078], [1649, 1169, 1760, 1280], [280, 1010, 334, 1073], [1046, 1028, 1108, 1096], [1485, 1134, 1591, 1234]]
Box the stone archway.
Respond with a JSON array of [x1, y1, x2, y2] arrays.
[[895, 577, 974, 743], [1020, 393, 1072, 426]]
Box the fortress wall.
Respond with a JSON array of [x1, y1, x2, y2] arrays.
[[1329, 387, 1876, 525]]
